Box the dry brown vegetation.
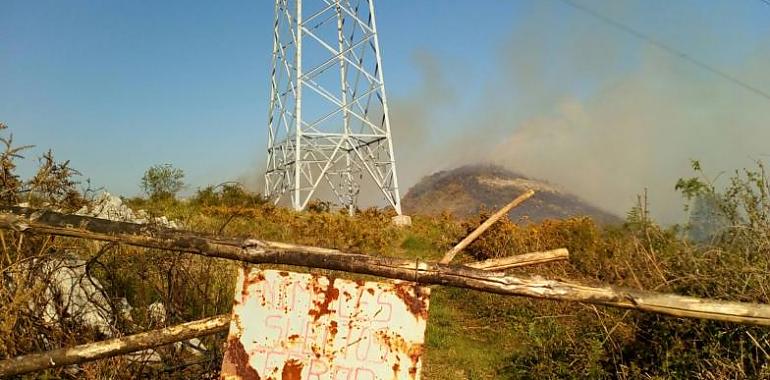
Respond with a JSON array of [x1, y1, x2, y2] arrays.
[[1, 124, 770, 379]]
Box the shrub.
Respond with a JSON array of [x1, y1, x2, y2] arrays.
[[0, 122, 33, 205], [141, 163, 185, 201], [26, 149, 86, 210]]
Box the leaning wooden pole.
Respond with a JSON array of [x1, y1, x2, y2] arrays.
[[0, 314, 230, 377], [469, 248, 569, 271], [440, 189, 535, 264], [3, 207, 770, 327]]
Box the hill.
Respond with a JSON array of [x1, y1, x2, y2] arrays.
[[402, 164, 621, 224]]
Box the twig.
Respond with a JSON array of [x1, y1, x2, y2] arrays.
[[160, 357, 216, 373], [84, 242, 120, 327], [0, 230, 9, 265], [16, 233, 23, 254], [533, 314, 576, 320], [746, 331, 770, 360], [35, 235, 51, 257]]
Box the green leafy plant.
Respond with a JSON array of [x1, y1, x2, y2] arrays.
[[140, 163, 185, 201]]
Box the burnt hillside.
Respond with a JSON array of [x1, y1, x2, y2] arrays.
[[402, 164, 621, 224]]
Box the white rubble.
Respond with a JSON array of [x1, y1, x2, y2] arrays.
[[26, 254, 206, 363], [16, 193, 202, 364], [75, 192, 180, 229], [146, 301, 207, 357], [391, 214, 412, 227], [35, 254, 120, 337], [147, 301, 167, 326]]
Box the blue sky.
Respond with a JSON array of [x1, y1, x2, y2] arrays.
[[2, 1, 769, 222], [2, 1, 515, 192]]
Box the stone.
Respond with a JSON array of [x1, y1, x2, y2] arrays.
[[391, 214, 412, 227], [75, 191, 180, 229]]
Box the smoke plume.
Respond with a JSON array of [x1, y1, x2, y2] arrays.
[[389, 4, 770, 224]]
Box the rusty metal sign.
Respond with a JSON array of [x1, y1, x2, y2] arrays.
[[221, 268, 430, 380]]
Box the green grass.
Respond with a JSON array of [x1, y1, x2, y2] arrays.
[[423, 287, 522, 379]]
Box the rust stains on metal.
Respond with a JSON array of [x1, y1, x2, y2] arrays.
[[240, 280, 250, 304], [222, 337, 261, 380], [223, 269, 430, 379], [311, 343, 321, 359], [393, 282, 430, 320], [375, 330, 425, 379], [240, 267, 264, 304], [408, 343, 424, 377], [307, 277, 339, 322], [281, 359, 303, 380]]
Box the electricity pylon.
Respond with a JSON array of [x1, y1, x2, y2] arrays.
[[263, 0, 404, 216]]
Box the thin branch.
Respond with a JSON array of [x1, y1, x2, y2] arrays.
[[467, 248, 569, 270]]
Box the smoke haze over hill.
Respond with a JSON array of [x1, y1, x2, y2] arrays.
[[389, 1, 770, 224], [402, 164, 621, 224]]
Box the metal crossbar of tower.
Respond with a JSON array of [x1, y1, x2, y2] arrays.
[[263, 0, 403, 216]]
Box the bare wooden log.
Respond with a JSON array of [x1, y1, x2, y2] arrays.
[[468, 248, 569, 270], [440, 189, 535, 264], [4, 207, 770, 327], [0, 314, 230, 377]]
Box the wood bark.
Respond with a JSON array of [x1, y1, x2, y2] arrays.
[[468, 248, 569, 270], [440, 189, 535, 264], [3, 207, 770, 327], [0, 314, 230, 377]]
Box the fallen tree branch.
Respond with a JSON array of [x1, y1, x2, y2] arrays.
[[3, 207, 770, 327], [440, 189, 535, 264], [0, 314, 230, 377], [469, 248, 569, 270]]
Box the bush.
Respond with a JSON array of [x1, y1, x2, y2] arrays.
[[141, 163, 185, 201], [190, 183, 265, 208], [0, 122, 33, 205]]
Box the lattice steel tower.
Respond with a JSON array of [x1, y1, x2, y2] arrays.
[[263, 0, 403, 215]]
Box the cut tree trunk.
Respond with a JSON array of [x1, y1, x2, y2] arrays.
[[3, 207, 770, 327], [0, 314, 230, 377]]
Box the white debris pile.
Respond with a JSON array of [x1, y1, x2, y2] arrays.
[[22, 253, 205, 363], [75, 192, 180, 229], [34, 254, 124, 337]]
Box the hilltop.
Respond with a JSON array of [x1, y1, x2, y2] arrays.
[[402, 164, 621, 224]]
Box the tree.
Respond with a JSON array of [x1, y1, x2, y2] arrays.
[[141, 164, 185, 201]]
